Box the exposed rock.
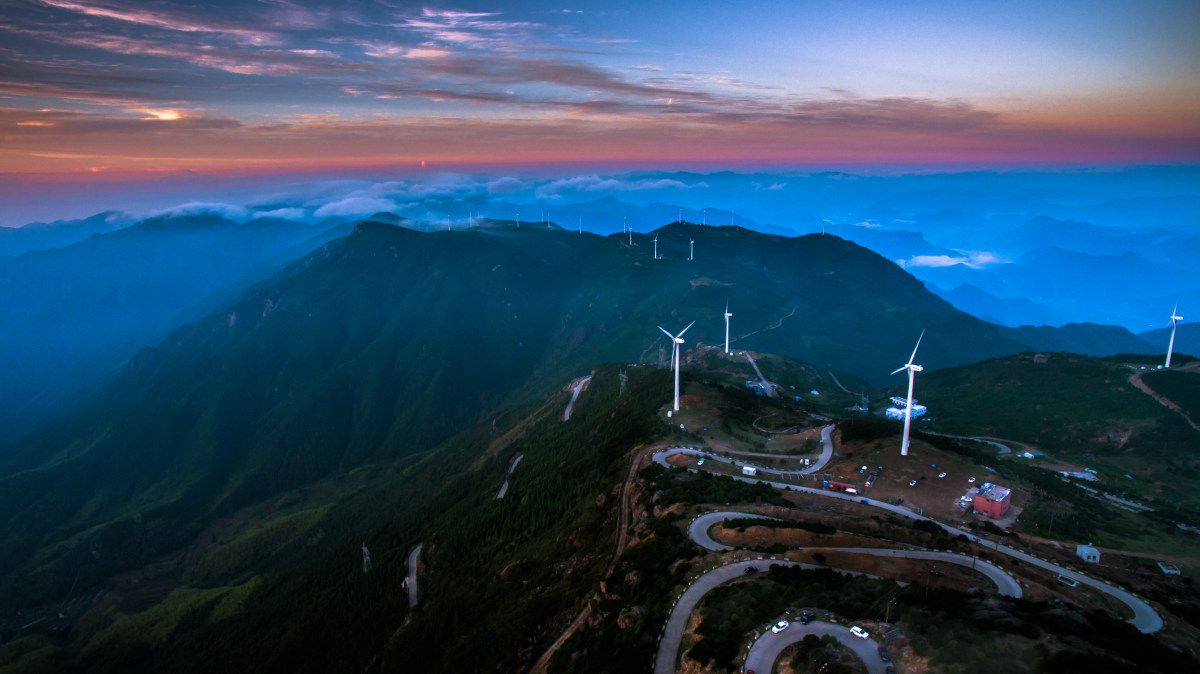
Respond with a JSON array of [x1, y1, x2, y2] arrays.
[[616, 605, 645, 630]]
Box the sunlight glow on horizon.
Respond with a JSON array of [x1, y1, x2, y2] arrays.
[[0, 0, 1197, 177]]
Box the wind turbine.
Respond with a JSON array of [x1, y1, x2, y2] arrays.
[[1166, 305, 1184, 368], [890, 329, 924, 456], [724, 302, 732, 354], [689, 239, 694, 261], [653, 234, 658, 260], [659, 321, 695, 412]]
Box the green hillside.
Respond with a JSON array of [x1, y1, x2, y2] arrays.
[[0, 221, 1040, 607], [0, 363, 669, 673], [904, 352, 1200, 510], [3, 358, 1196, 673]]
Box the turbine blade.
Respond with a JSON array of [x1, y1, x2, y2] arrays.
[[678, 320, 696, 338], [907, 329, 925, 366], [890, 366, 906, 376], [658, 326, 674, 339]]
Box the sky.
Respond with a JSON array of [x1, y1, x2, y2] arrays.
[[2, 0, 1199, 182]]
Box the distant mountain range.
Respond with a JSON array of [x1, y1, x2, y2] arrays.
[[0, 211, 134, 257], [0, 213, 354, 439]]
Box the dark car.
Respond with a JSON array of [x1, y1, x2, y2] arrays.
[[878, 647, 891, 662], [799, 612, 815, 624], [744, 566, 759, 574]]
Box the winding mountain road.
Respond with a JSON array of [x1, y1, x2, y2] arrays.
[[689, 511, 1022, 597], [406, 544, 423, 608], [744, 352, 777, 397], [495, 453, 524, 499], [563, 375, 592, 421], [745, 621, 888, 674], [655, 559, 809, 674], [652, 448, 1163, 634], [655, 425, 834, 479]]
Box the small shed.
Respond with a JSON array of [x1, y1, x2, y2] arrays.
[[1076, 544, 1101, 564]]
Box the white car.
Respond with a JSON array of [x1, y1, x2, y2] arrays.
[[938, 472, 947, 478], [850, 626, 869, 639], [771, 620, 789, 634], [968, 476, 976, 483], [697, 458, 706, 466], [908, 480, 917, 486]]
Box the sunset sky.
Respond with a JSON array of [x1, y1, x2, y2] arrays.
[[2, 0, 1199, 179]]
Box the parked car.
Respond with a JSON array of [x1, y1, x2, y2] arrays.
[[771, 620, 789, 634], [799, 612, 815, 624], [744, 566, 759, 574], [938, 472, 947, 478], [908, 480, 917, 486], [850, 626, 869, 639], [878, 647, 891, 662], [697, 457, 705, 465], [968, 476, 976, 483]]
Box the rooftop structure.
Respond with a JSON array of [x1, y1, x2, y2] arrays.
[[1158, 562, 1181, 575], [972, 481, 1012, 519], [885, 404, 926, 420], [1076, 544, 1101, 564]]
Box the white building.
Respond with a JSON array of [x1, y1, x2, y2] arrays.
[[885, 404, 926, 420], [1076, 544, 1100, 564]]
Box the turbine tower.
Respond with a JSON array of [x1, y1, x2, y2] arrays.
[[653, 234, 658, 260], [724, 302, 732, 354], [659, 321, 695, 411], [890, 329, 925, 456], [689, 239, 694, 261], [1166, 305, 1184, 368]]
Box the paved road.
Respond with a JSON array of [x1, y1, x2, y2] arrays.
[[745, 621, 887, 674], [656, 450, 1163, 633], [495, 453, 524, 499], [922, 431, 1015, 455], [563, 376, 592, 421], [689, 512, 1021, 598], [744, 352, 777, 397], [654, 425, 833, 479], [406, 544, 423, 608], [655, 560, 811, 674]]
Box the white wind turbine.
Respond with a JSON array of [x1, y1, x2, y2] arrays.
[[689, 238, 694, 261], [653, 234, 658, 260], [890, 329, 925, 456], [659, 321, 695, 412], [1166, 305, 1184, 368], [724, 302, 732, 354]]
